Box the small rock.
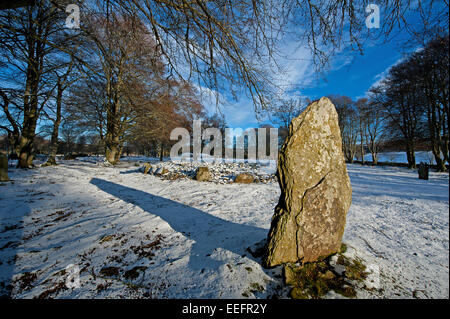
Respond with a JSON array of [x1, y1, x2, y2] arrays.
[[290, 287, 308, 299], [123, 266, 147, 280], [195, 167, 211, 182], [99, 235, 115, 243], [142, 163, 153, 174], [99, 266, 121, 278], [63, 153, 77, 160], [283, 264, 297, 285], [234, 173, 255, 183]]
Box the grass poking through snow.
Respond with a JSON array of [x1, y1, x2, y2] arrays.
[[285, 243, 369, 299]]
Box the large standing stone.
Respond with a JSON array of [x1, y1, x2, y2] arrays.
[[263, 97, 352, 268], [0, 153, 9, 182]]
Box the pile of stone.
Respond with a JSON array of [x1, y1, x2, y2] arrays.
[[139, 161, 277, 184]]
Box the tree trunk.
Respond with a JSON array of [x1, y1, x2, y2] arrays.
[[0, 153, 9, 182], [359, 123, 365, 164], [45, 82, 63, 166], [373, 154, 378, 165], [159, 142, 164, 161], [432, 144, 446, 172], [444, 112, 449, 164], [1, 90, 21, 159], [103, 67, 125, 165], [427, 101, 446, 172], [16, 25, 41, 169], [104, 106, 124, 165], [371, 150, 378, 165], [405, 141, 416, 169], [17, 135, 35, 168], [441, 138, 449, 165], [105, 140, 121, 165], [360, 144, 365, 164], [7, 131, 21, 159]]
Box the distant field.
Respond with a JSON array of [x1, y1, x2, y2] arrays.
[[360, 151, 441, 165]]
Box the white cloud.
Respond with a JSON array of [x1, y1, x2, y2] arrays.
[[270, 40, 316, 96], [196, 37, 362, 127], [195, 84, 265, 128], [365, 54, 410, 95]]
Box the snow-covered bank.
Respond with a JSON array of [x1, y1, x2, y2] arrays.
[[0, 159, 448, 298], [361, 151, 445, 165]]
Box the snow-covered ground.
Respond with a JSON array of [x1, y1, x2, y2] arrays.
[[0, 157, 448, 299], [361, 151, 443, 165]]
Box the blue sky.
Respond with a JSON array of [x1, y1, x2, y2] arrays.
[[212, 36, 410, 129], [301, 38, 407, 101], [207, 2, 447, 129]]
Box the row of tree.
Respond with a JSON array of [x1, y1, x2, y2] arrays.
[[0, 1, 226, 167], [327, 95, 386, 166], [269, 95, 387, 165], [370, 35, 449, 171]]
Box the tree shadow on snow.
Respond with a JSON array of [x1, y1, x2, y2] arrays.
[[89, 178, 268, 272], [0, 198, 31, 298]]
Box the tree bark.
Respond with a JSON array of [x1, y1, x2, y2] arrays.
[[370, 146, 378, 165], [159, 142, 164, 161], [16, 8, 44, 169], [425, 87, 446, 171], [405, 141, 416, 169], [105, 143, 121, 164], [105, 122, 122, 164], [360, 142, 365, 164], [45, 81, 63, 166], [0, 153, 9, 182]]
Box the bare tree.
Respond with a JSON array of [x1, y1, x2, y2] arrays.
[[59, 116, 81, 154], [130, 80, 205, 159], [371, 34, 448, 170], [110, 0, 447, 114], [413, 35, 449, 171], [0, 0, 75, 167], [356, 98, 368, 164], [271, 98, 308, 144], [42, 59, 77, 166], [358, 98, 386, 165], [328, 95, 358, 163], [371, 62, 427, 169], [71, 10, 166, 164]]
